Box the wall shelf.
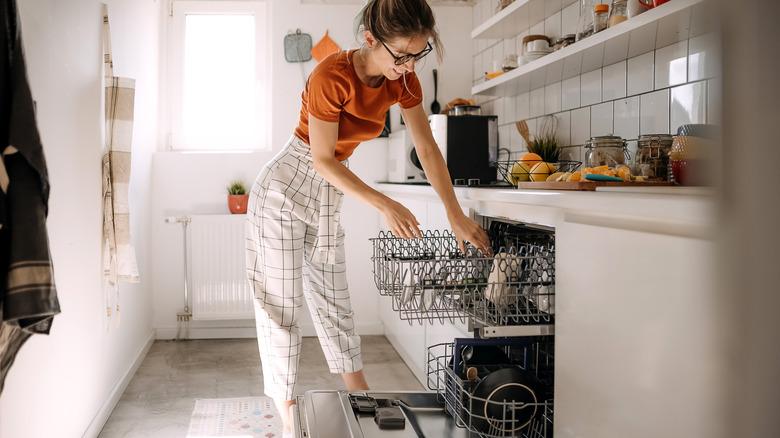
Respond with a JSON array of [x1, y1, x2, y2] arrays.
[[472, 0, 578, 40], [472, 0, 704, 97]]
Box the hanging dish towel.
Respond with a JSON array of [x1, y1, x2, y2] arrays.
[[102, 4, 139, 292], [0, 0, 61, 395]]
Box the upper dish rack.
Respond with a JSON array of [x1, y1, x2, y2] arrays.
[[370, 223, 555, 327]]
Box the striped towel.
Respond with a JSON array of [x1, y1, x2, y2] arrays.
[[102, 5, 139, 292]]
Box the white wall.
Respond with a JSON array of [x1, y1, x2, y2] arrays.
[[0, 0, 160, 437], [151, 0, 474, 339]]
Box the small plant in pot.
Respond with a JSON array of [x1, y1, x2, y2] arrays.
[[227, 180, 249, 214]]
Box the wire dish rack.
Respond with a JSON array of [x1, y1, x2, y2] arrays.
[[494, 152, 582, 186], [426, 339, 554, 438], [370, 227, 555, 326]]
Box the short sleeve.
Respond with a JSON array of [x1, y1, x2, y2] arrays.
[[306, 64, 350, 122], [398, 71, 423, 109]]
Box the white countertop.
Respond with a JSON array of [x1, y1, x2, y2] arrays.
[[374, 182, 716, 238]]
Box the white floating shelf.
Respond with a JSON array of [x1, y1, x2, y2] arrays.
[[472, 0, 578, 40], [472, 0, 703, 97]]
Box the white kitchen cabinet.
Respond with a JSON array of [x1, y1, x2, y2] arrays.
[[554, 214, 721, 438]]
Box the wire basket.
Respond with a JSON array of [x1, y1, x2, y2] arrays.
[[426, 340, 554, 438], [494, 152, 582, 186], [370, 230, 555, 325]]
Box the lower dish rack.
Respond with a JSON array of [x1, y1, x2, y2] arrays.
[[370, 226, 555, 326], [426, 338, 554, 438]]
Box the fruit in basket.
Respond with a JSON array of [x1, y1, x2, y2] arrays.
[[529, 162, 555, 182], [566, 170, 582, 182], [509, 161, 532, 184], [519, 152, 543, 165]]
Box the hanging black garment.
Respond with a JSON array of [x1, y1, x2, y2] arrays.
[[0, 0, 61, 395]]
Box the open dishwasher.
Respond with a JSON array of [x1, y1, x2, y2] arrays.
[[294, 217, 556, 438]]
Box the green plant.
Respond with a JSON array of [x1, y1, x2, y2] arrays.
[[227, 180, 247, 195], [528, 115, 560, 162]]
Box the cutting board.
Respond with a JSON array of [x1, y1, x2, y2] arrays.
[[515, 181, 672, 191]]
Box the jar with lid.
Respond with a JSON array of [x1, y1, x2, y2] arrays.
[[576, 0, 596, 41], [635, 134, 673, 180], [608, 0, 628, 28], [594, 3, 610, 33], [584, 135, 630, 167]]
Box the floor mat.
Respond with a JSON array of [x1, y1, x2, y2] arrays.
[[187, 396, 282, 437]]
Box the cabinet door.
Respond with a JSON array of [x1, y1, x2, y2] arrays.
[[555, 217, 720, 438]]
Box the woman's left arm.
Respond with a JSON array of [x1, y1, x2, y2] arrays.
[[401, 103, 492, 255]]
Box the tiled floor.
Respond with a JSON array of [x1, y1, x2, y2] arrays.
[[99, 335, 422, 437]]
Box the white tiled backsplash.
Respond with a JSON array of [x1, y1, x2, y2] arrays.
[[472, 0, 721, 161]]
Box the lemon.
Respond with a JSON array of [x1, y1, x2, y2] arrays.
[[509, 161, 532, 184], [529, 162, 554, 182]]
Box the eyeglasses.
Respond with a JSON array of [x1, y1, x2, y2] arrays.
[[379, 40, 433, 66]]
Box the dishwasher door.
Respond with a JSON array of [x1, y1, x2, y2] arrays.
[[294, 390, 476, 438]]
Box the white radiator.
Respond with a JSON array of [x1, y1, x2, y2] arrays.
[[189, 214, 254, 320]]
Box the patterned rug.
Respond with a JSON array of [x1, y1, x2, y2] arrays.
[[187, 397, 283, 438]]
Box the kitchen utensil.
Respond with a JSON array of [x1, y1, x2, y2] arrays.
[[577, 0, 597, 40], [431, 69, 441, 115], [466, 367, 479, 381], [502, 54, 518, 71], [585, 173, 624, 182], [450, 338, 513, 377], [470, 367, 541, 434], [515, 120, 531, 144], [526, 39, 551, 53]]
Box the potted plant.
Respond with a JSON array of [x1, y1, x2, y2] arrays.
[[227, 180, 249, 214]]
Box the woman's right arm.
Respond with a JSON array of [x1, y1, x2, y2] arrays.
[[308, 114, 423, 239]]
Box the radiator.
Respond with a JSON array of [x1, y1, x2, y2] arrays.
[[189, 214, 254, 320]]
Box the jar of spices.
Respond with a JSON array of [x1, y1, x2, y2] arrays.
[[552, 34, 577, 51], [635, 134, 673, 180], [608, 0, 628, 28], [584, 135, 630, 167], [594, 3, 610, 33]]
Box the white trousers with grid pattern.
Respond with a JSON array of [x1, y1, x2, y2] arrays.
[[245, 136, 362, 401]]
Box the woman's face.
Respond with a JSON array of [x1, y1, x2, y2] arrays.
[[369, 33, 430, 80]]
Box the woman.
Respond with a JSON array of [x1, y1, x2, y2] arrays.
[[245, 0, 491, 433]]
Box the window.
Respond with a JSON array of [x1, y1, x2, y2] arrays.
[[167, 1, 268, 151]]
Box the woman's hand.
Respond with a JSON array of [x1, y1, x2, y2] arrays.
[[449, 212, 492, 256], [380, 198, 423, 239]]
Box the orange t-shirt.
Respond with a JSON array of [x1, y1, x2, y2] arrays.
[[294, 49, 423, 160]]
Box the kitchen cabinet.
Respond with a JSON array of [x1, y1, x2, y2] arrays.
[[554, 213, 721, 438]]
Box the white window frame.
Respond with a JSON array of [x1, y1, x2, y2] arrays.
[[166, 0, 270, 152]]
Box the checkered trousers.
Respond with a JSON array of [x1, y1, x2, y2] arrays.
[[245, 135, 362, 401]]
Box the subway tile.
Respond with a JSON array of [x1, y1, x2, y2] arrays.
[[670, 82, 707, 135], [516, 92, 531, 121], [530, 21, 545, 37], [499, 124, 511, 149], [504, 38, 517, 59], [554, 111, 571, 147], [561, 2, 579, 37], [510, 122, 523, 148], [495, 97, 506, 124], [545, 82, 562, 114], [571, 107, 591, 146], [627, 23, 657, 58], [613, 96, 640, 140], [504, 95, 517, 123], [559, 145, 582, 162], [627, 51, 654, 96], [655, 41, 688, 89], [707, 78, 721, 126], [562, 76, 580, 111], [640, 89, 670, 135], [473, 3, 481, 27], [530, 87, 545, 117], [688, 32, 720, 82], [602, 61, 627, 101], [590, 102, 614, 137], [545, 11, 562, 41], [581, 69, 602, 106]]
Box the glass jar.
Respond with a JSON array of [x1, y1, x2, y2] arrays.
[[577, 0, 596, 41], [608, 0, 628, 28], [584, 135, 630, 167], [594, 3, 610, 33], [635, 134, 673, 180]]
